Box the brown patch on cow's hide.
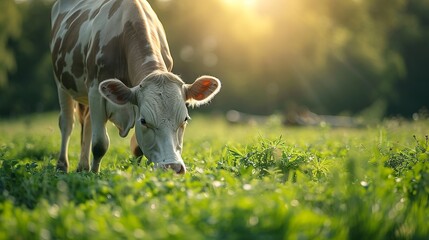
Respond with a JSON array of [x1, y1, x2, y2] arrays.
[[90, 8, 100, 20], [83, 44, 89, 55], [61, 72, 78, 92], [97, 21, 131, 87], [90, 0, 111, 19], [51, 13, 66, 41], [109, 0, 123, 18], [56, 57, 67, 82], [65, 10, 81, 29], [52, 38, 62, 61], [87, 31, 101, 83], [51, 37, 63, 79], [62, 10, 90, 55], [72, 44, 84, 78]]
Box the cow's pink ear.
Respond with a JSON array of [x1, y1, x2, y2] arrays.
[[185, 76, 221, 107], [99, 79, 135, 105]]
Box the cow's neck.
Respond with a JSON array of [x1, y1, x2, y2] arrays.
[[125, 31, 168, 86]]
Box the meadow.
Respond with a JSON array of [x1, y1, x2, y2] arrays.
[[0, 113, 428, 239]]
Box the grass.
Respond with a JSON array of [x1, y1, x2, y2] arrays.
[[0, 112, 428, 239]]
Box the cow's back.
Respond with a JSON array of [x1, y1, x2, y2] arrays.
[[51, 0, 172, 104]]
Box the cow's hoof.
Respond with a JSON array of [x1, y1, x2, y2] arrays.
[[76, 165, 90, 172], [56, 164, 68, 173], [91, 166, 100, 174]]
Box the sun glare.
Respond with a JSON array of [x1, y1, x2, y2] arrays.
[[222, 0, 259, 9]]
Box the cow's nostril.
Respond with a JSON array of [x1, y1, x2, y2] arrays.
[[165, 163, 186, 174]]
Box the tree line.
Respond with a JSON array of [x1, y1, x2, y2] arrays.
[[1, 0, 428, 117]]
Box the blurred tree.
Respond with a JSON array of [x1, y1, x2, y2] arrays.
[[153, 0, 416, 115], [389, 0, 429, 116], [253, 0, 409, 114], [0, 0, 21, 87], [0, 0, 428, 117], [0, 0, 55, 116]]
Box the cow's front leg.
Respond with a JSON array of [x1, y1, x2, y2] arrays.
[[130, 132, 144, 164], [57, 86, 75, 172], [88, 86, 110, 173], [130, 132, 143, 157]]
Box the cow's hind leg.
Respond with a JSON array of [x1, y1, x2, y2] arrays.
[[77, 104, 92, 172], [57, 86, 75, 172]]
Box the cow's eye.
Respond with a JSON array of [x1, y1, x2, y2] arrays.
[[140, 118, 147, 126], [184, 116, 191, 122]]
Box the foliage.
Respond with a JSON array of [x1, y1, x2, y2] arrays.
[[0, 0, 55, 116], [0, 0, 429, 116], [153, 0, 429, 115], [0, 113, 428, 239], [0, 0, 21, 87]]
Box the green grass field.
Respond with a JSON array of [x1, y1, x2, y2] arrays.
[[0, 113, 428, 239]]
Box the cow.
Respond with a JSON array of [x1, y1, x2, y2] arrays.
[[50, 0, 221, 174]]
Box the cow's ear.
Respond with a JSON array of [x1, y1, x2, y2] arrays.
[[99, 79, 136, 105], [185, 76, 221, 107]]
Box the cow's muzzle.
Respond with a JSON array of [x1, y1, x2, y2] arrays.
[[153, 160, 186, 174], [164, 163, 186, 174]]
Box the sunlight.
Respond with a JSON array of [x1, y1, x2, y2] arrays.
[[222, 0, 259, 10]]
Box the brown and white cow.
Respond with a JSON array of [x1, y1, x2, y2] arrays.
[[50, 0, 221, 174]]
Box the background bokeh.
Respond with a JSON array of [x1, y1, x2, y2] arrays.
[[1, 0, 428, 118]]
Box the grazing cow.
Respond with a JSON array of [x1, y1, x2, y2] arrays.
[[50, 0, 221, 174]]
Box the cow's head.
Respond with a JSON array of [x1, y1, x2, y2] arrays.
[[99, 71, 221, 174]]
